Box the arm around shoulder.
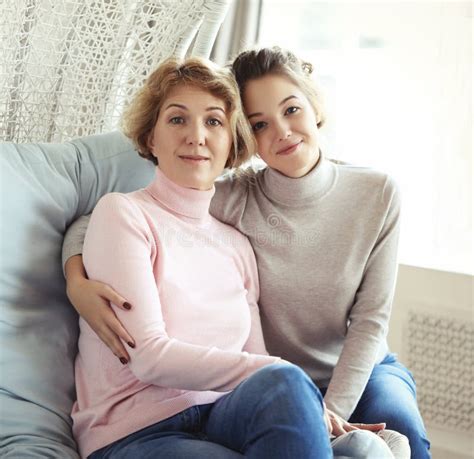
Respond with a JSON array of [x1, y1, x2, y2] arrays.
[[62, 214, 91, 276], [211, 164, 263, 226], [83, 193, 281, 392]]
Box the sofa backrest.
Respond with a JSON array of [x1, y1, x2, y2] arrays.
[[0, 131, 154, 458]]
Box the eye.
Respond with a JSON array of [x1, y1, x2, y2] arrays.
[[169, 116, 184, 125], [207, 118, 223, 127], [285, 106, 300, 115], [252, 121, 267, 132]]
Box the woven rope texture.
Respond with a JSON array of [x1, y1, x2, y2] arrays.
[[0, 0, 231, 142]]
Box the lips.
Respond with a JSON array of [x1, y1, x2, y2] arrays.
[[276, 140, 302, 155], [178, 155, 210, 163]]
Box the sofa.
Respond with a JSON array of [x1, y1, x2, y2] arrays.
[[0, 131, 154, 458]]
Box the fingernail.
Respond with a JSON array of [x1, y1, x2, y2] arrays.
[[128, 341, 135, 348], [123, 302, 132, 310], [119, 357, 128, 365]]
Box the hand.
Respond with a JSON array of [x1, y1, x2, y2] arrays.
[[66, 256, 135, 363], [324, 406, 386, 437]]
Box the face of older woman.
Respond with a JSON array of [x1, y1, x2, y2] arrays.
[[148, 85, 232, 190], [243, 74, 320, 178]]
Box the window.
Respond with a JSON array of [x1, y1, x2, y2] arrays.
[[258, 1, 472, 274]]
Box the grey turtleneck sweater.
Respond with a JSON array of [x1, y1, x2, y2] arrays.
[[63, 156, 400, 420]]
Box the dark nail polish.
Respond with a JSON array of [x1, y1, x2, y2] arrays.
[[119, 357, 128, 365], [128, 341, 135, 348], [123, 302, 132, 310]]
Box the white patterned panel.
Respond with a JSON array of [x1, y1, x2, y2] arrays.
[[405, 310, 473, 433]]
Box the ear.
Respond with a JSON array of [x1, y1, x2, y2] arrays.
[[147, 131, 157, 158], [315, 108, 324, 128], [147, 130, 154, 150]]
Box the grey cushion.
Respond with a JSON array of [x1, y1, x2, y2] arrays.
[[332, 430, 394, 458], [377, 429, 411, 459], [0, 131, 154, 458]]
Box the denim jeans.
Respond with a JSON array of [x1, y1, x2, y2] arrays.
[[89, 363, 333, 459], [345, 353, 431, 459]]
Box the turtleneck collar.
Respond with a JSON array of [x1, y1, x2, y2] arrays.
[[145, 167, 215, 221], [261, 152, 337, 207]]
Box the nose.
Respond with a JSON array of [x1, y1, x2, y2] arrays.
[[185, 121, 206, 146], [275, 119, 292, 141]]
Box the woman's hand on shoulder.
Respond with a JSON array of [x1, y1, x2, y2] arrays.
[[65, 255, 135, 364]]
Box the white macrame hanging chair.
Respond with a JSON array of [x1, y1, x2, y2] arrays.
[[0, 0, 233, 143]]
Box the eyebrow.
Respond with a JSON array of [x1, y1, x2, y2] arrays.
[[247, 95, 299, 119], [164, 103, 226, 114]]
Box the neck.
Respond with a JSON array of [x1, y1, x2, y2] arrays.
[[145, 167, 215, 221], [284, 151, 321, 178], [262, 152, 337, 206]]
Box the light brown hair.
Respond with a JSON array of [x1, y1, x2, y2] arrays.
[[231, 46, 326, 128], [122, 57, 255, 168]]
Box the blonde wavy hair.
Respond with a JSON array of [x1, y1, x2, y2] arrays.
[[122, 57, 256, 168]]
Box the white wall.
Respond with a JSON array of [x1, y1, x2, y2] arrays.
[[389, 265, 474, 458]]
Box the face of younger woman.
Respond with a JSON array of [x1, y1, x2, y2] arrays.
[[148, 85, 233, 190], [243, 74, 320, 178]]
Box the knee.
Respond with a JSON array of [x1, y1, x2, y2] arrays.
[[252, 363, 322, 401], [332, 431, 393, 459], [356, 389, 424, 431], [254, 363, 309, 386], [379, 408, 425, 437], [247, 364, 327, 431]]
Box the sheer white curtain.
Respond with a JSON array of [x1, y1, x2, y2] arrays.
[[211, 0, 262, 65], [0, 0, 232, 143]]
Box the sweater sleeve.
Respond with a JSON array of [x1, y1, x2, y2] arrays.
[[323, 176, 401, 419], [83, 193, 281, 392], [210, 163, 264, 227], [239, 237, 270, 356], [61, 214, 91, 275]]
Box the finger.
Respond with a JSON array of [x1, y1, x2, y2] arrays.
[[326, 421, 333, 435], [331, 421, 346, 437], [324, 412, 333, 434], [340, 418, 360, 432], [110, 318, 136, 348], [100, 328, 131, 362], [352, 423, 386, 432], [342, 423, 359, 432], [102, 285, 133, 311]]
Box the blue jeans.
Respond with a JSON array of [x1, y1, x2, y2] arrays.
[[343, 353, 431, 459], [89, 363, 333, 459]]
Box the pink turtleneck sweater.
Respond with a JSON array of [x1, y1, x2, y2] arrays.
[[72, 167, 281, 458]]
